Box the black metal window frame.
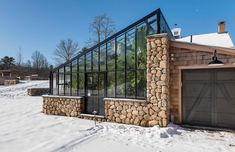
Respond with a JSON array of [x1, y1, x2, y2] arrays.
[[49, 8, 173, 100]]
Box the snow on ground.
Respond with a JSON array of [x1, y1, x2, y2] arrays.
[[0, 81, 235, 152], [0, 80, 48, 98]]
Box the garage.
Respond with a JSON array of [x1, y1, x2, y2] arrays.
[[182, 68, 235, 129]]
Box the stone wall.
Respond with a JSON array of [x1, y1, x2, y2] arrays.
[[105, 98, 148, 126], [104, 33, 170, 127], [169, 47, 235, 123], [4, 79, 19, 86], [42, 95, 84, 117], [28, 88, 50, 96]]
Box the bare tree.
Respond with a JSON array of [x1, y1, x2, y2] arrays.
[[88, 14, 115, 46], [54, 38, 79, 64], [31, 50, 48, 70], [16, 47, 23, 66], [26, 60, 31, 68]]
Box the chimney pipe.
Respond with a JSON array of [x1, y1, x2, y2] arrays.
[[190, 35, 193, 42], [218, 21, 226, 33]]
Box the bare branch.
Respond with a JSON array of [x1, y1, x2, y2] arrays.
[[88, 14, 115, 46], [54, 38, 79, 64]]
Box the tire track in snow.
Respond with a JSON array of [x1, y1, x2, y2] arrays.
[[51, 125, 104, 152]]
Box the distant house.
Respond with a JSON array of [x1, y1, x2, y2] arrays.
[[0, 69, 13, 77], [175, 21, 234, 48], [43, 8, 235, 129]]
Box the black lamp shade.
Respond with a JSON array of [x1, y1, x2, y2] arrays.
[[208, 50, 224, 66]]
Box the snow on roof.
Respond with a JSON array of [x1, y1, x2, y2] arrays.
[[176, 32, 234, 48]]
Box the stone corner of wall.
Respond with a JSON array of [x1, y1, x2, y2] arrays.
[[146, 34, 170, 127]]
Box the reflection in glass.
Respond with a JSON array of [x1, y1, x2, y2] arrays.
[[107, 72, 115, 97], [107, 40, 115, 71], [126, 29, 136, 70], [100, 45, 106, 71], [126, 71, 135, 98], [86, 52, 91, 72], [116, 35, 125, 70], [116, 71, 125, 97], [93, 49, 99, 71]]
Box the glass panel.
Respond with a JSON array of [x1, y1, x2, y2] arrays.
[[137, 70, 146, 98], [86, 52, 91, 72], [71, 73, 77, 95], [126, 71, 135, 98], [65, 74, 71, 96], [116, 34, 125, 70], [148, 15, 157, 35], [107, 72, 115, 97], [160, 13, 173, 38], [98, 73, 105, 97], [59, 85, 64, 95], [59, 73, 64, 84], [65, 64, 71, 74], [79, 56, 85, 72], [126, 29, 136, 70], [59, 67, 64, 73], [53, 73, 58, 95], [72, 59, 78, 73], [79, 73, 85, 96], [93, 49, 99, 71], [92, 73, 98, 96], [100, 45, 106, 71], [107, 40, 115, 71], [116, 71, 125, 97], [148, 22, 157, 35], [86, 74, 93, 97], [137, 25, 147, 69]]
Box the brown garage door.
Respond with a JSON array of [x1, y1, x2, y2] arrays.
[[182, 68, 235, 129]]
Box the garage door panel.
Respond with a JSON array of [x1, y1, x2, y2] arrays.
[[183, 68, 235, 129], [217, 113, 235, 128], [216, 84, 235, 98], [216, 69, 235, 81], [183, 83, 211, 98], [183, 98, 211, 112], [183, 70, 211, 81], [216, 99, 235, 113], [184, 111, 212, 125]]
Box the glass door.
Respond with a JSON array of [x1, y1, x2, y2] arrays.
[[85, 72, 106, 115]]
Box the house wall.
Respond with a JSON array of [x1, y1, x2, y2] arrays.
[[169, 47, 235, 123]]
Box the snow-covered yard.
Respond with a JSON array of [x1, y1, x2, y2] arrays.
[[0, 81, 235, 152]]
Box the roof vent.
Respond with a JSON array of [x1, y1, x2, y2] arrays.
[[171, 27, 181, 39]]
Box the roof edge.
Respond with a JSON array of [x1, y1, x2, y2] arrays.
[[170, 40, 235, 56]]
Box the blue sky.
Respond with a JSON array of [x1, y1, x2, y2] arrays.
[[0, 0, 234, 65]]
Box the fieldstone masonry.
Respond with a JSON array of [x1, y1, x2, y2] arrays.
[[42, 95, 84, 117], [105, 34, 170, 127]]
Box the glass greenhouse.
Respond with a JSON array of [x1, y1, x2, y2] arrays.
[[49, 9, 173, 115]]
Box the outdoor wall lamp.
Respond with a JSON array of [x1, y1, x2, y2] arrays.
[[208, 50, 224, 66]]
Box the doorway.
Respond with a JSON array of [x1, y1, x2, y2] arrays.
[[85, 72, 106, 115]]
